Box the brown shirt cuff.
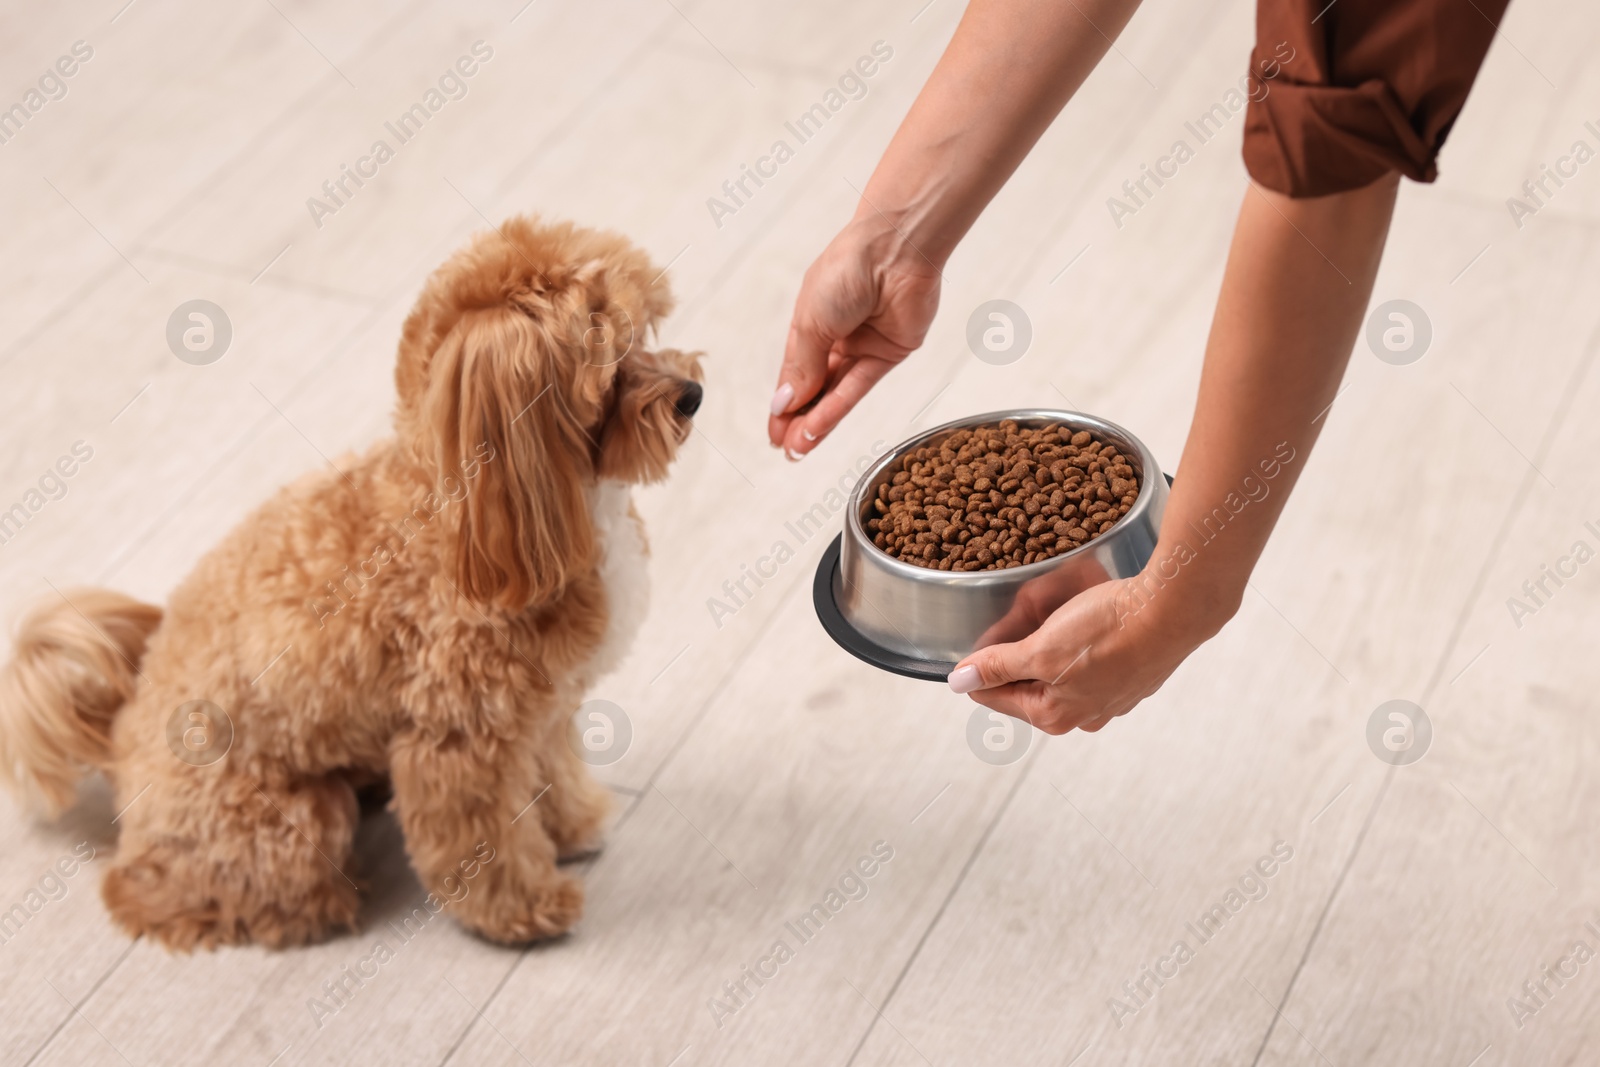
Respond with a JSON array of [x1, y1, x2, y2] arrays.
[[1243, 0, 1509, 198]]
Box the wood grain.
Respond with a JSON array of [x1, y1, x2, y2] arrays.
[[0, 0, 1593, 1064]]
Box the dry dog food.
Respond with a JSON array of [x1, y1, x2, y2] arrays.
[[866, 420, 1140, 570]]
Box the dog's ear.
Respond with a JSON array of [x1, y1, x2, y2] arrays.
[[421, 307, 595, 611]]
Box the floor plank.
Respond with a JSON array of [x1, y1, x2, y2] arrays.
[[1252, 260, 1600, 1067], [0, 0, 1595, 1064]]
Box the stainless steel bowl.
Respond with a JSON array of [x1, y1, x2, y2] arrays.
[[813, 409, 1168, 680]]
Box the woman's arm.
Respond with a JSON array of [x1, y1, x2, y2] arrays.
[[770, 0, 1148, 456], [950, 175, 1400, 732]]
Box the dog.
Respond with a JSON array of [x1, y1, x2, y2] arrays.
[[0, 216, 703, 950]]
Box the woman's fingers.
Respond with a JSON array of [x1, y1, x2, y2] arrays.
[[769, 315, 837, 446], [967, 681, 1050, 728], [952, 639, 1098, 733], [771, 245, 886, 442], [772, 229, 941, 450], [950, 576, 1204, 737], [780, 354, 898, 456], [948, 636, 1039, 694], [776, 318, 918, 456], [968, 682, 1104, 735], [952, 605, 1119, 733]]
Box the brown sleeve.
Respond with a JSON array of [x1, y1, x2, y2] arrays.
[[1243, 0, 1511, 198]]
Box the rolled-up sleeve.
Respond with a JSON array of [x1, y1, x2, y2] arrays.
[[1244, 0, 1510, 198]]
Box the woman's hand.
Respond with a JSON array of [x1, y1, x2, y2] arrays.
[[945, 574, 1231, 734], [768, 217, 942, 459], [764, 0, 1148, 455], [939, 174, 1405, 735]]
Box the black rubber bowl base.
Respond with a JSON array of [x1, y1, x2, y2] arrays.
[[812, 535, 954, 683]]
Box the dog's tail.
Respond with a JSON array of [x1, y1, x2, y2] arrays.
[[0, 590, 162, 815]]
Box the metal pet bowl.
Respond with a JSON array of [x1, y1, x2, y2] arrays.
[[813, 409, 1169, 681]]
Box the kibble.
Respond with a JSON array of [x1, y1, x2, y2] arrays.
[[865, 420, 1141, 571]]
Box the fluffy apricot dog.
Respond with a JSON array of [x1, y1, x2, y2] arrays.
[[0, 217, 703, 950]]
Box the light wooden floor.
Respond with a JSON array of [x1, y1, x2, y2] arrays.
[[1, 0, 1597, 1064]]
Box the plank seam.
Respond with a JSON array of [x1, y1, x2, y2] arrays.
[[1248, 297, 1600, 1064], [21, 937, 139, 1067], [435, 576, 809, 1065], [843, 744, 1044, 1067]]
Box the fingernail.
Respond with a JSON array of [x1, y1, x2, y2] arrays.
[[948, 665, 982, 694], [801, 428, 817, 442], [784, 447, 804, 462], [770, 382, 795, 416]]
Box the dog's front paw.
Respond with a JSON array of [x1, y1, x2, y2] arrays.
[[539, 776, 615, 862], [459, 872, 584, 945]]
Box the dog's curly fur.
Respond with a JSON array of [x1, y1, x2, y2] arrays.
[[0, 216, 703, 950]]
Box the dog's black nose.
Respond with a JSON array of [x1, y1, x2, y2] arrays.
[[674, 380, 703, 418]]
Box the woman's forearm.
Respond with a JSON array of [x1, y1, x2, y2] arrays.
[[1147, 176, 1400, 630], [858, 0, 1146, 265]]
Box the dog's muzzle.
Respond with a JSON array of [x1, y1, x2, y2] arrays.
[[674, 380, 703, 418]]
